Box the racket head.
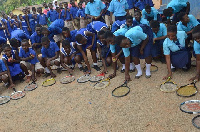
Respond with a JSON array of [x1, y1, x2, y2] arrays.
[[77, 74, 91, 83], [176, 82, 197, 97], [24, 82, 37, 91], [60, 76, 75, 84], [192, 115, 200, 129], [180, 100, 200, 114], [94, 78, 110, 90], [160, 81, 178, 92], [42, 78, 56, 87], [143, 64, 158, 72], [10, 91, 26, 100], [90, 73, 105, 82], [0, 96, 10, 105], [112, 81, 130, 97]]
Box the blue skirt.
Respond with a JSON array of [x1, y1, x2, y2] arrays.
[[151, 39, 164, 57], [170, 49, 191, 68]]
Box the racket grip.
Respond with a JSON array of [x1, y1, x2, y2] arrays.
[[13, 88, 16, 92]]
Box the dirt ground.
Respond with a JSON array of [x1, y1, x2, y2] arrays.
[[0, 55, 200, 132]]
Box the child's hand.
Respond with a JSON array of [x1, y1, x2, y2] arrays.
[[125, 74, 131, 82], [140, 48, 144, 55], [163, 73, 172, 80], [189, 75, 200, 82], [108, 73, 116, 79], [46, 59, 51, 66]]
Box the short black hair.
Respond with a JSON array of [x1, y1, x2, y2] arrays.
[[2, 44, 11, 50], [145, 5, 151, 10], [115, 35, 126, 46], [163, 9, 172, 17], [32, 7, 36, 11], [41, 36, 50, 43], [192, 25, 200, 34], [134, 10, 141, 14], [9, 38, 18, 47], [150, 20, 160, 28], [62, 40, 70, 47], [167, 25, 177, 33], [62, 27, 70, 32], [21, 39, 29, 44], [98, 30, 105, 36], [41, 27, 48, 32], [104, 31, 113, 39], [177, 12, 186, 21], [75, 34, 83, 43], [35, 24, 42, 28], [126, 15, 133, 20]]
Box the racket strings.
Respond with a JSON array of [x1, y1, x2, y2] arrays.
[[43, 79, 56, 86], [177, 85, 196, 97], [160, 82, 177, 92], [193, 116, 200, 129], [112, 86, 129, 97]]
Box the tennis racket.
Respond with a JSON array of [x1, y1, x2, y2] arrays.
[[0, 96, 10, 105], [77, 74, 91, 83], [90, 73, 105, 82], [42, 78, 56, 87], [180, 100, 200, 114], [10, 88, 26, 100], [192, 115, 200, 129], [94, 78, 110, 90], [143, 64, 158, 72], [60, 75, 75, 84], [112, 81, 130, 97], [160, 77, 178, 92], [176, 81, 197, 97], [24, 82, 37, 91]]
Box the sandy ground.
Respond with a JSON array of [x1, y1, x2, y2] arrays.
[[0, 54, 200, 132]]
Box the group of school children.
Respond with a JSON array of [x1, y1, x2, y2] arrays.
[[0, 0, 200, 89]]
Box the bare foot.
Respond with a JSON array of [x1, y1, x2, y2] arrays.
[[26, 76, 31, 83]]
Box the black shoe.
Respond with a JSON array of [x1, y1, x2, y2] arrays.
[[43, 73, 51, 78], [171, 68, 176, 72], [93, 65, 101, 71], [79, 67, 84, 71], [83, 66, 88, 72], [121, 69, 125, 73], [57, 68, 62, 74], [130, 69, 135, 73]]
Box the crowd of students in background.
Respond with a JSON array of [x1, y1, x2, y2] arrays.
[[0, 0, 199, 89]]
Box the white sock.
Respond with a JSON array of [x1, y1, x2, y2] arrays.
[[145, 63, 151, 76], [130, 62, 135, 70], [135, 64, 142, 76], [78, 64, 82, 68], [122, 64, 125, 70], [171, 64, 175, 69], [96, 53, 99, 58], [93, 63, 97, 66], [45, 67, 50, 73]]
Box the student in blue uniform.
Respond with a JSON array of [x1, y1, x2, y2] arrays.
[[133, 10, 149, 27], [0, 36, 6, 52], [120, 15, 134, 30], [2, 44, 25, 82], [22, 9, 31, 34], [108, 0, 129, 22], [177, 12, 199, 47], [32, 7, 38, 28], [47, 3, 58, 22], [76, 2, 87, 28], [1, 14, 12, 40], [70, 1, 79, 29], [111, 20, 126, 33], [62, 27, 77, 42], [190, 25, 200, 81], [117, 24, 153, 81], [30, 24, 43, 54], [28, 9, 36, 34], [60, 40, 83, 74], [163, 25, 191, 80], [19, 14, 30, 36], [87, 21, 108, 34], [38, 37, 61, 78], [0, 21, 6, 39], [10, 29, 30, 45], [75, 28, 101, 73], [37, 7, 48, 27], [142, 5, 161, 22], [150, 20, 167, 62], [19, 39, 44, 82], [9, 38, 20, 54], [62, 2, 74, 31]]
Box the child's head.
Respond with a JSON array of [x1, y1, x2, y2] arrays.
[[134, 10, 142, 22], [104, 31, 114, 45], [41, 37, 50, 48], [21, 39, 30, 52], [75, 34, 87, 45], [192, 25, 200, 44], [126, 15, 133, 27], [37, 7, 42, 14], [56, 7, 61, 13], [41, 27, 50, 36], [43, 2, 48, 8], [62, 27, 70, 38], [19, 14, 23, 20], [150, 20, 160, 34], [163, 8, 173, 17], [26, 7, 30, 13], [35, 24, 42, 35], [64, 2, 68, 8], [2, 44, 12, 56], [54, 0, 58, 6], [62, 40, 71, 50], [9, 12, 14, 18], [71, 1, 76, 7], [9, 38, 20, 48], [116, 35, 131, 48], [13, 15, 18, 20], [59, 3, 63, 9], [22, 9, 27, 15], [78, 2, 83, 8], [32, 7, 36, 13], [145, 5, 151, 14], [48, 3, 53, 10], [167, 25, 177, 41], [178, 12, 189, 24], [97, 30, 105, 42]]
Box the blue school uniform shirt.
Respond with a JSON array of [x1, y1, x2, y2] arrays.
[[47, 9, 58, 22], [61, 42, 77, 56], [132, 17, 149, 26], [0, 36, 6, 44], [30, 32, 42, 48], [177, 15, 199, 32], [135, 0, 146, 11], [108, 0, 129, 17], [167, 0, 187, 13], [0, 60, 7, 72], [0, 22, 6, 39], [123, 26, 147, 57], [194, 41, 200, 54], [37, 14, 47, 25], [85, 0, 105, 17], [70, 6, 78, 19], [163, 31, 187, 55], [66, 30, 77, 42], [1, 18, 13, 38], [142, 7, 159, 20], [41, 42, 60, 58], [76, 8, 86, 18], [19, 47, 39, 64], [153, 23, 167, 38], [11, 29, 30, 42], [48, 19, 64, 42], [87, 21, 108, 33], [111, 20, 126, 32], [61, 9, 71, 20]]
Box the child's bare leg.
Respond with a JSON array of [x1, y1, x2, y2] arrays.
[[20, 63, 31, 83], [46, 60, 56, 78], [55, 60, 62, 74], [74, 55, 83, 70]]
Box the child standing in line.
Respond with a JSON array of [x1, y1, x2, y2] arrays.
[[76, 2, 87, 28], [47, 3, 58, 23], [70, 1, 79, 30], [37, 7, 48, 27], [62, 2, 74, 31], [19, 14, 30, 36]]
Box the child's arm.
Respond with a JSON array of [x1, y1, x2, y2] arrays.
[[31, 64, 36, 82], [140, 35, 149, 55], [108, 52, 117, 79], [190, 54, 200, 81], [154, 35, 167, 42], [84, 31, 95, 49], [125, 55, 131, 82], [60, 53, 73, 75], [47, 51, 59, 64], [2, 20, 10, 37], [19, 21, 22, 29], [11, 52, 21, 63], [163, 55, 172, 80], [19, 55, 34, 61]]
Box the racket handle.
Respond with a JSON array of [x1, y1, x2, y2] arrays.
[[13, 88, 16, 92]]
